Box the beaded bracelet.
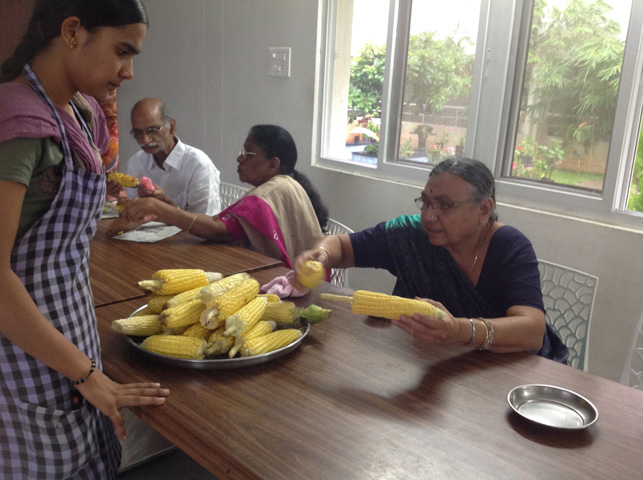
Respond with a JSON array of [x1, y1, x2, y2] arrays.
[[71, 358, 96, 386], [463, 318, 476, 346], [479, 318, 495, 351]]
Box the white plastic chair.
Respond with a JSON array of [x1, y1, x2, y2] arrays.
[[219, 182, 249, 210], [324, 218, 354, 288], [538, 259, 598, 371], [620, 309, 643, 389]]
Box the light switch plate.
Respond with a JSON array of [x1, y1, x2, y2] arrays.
[[267, 47, 291, 77]]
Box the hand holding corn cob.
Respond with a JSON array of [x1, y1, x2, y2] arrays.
[[320, 290, 445, 320], [295, 260, 325, 289]]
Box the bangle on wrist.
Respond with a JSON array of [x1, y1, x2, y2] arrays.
[[71, 358, 96, 386], [186, 214, 198, 233], [463, 318, 476, 346], [318, 246, 331, 263], [478, 318, 494, 351]]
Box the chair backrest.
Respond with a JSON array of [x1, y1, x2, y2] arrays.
[[538, 259, 598, 371], [219, 182, 249, 210], [620, 309, 643, 389], [324, 218, 354, 288]]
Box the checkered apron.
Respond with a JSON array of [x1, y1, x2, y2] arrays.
[[0, 65, 120, 479]]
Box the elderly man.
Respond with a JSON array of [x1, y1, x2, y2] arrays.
[[112, 97, 221, 214]]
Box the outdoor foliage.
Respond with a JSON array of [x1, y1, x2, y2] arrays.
[[348, 30, 473, 153], [627, 122, 643, 211], [348, 43, 385, 122], [403, 31, 473, 117], [524, 0, 623, 147]]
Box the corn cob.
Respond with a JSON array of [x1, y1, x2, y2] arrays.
[[147, 294, 174, 314], [244, 320, 277, 340], [240, 329, 303, 357], [205, 327, 234, 356], [261, 301, 331, 325], [107, 171, 140, 187], [159, 298, 205, 328], [261, 301, 296, 323], [227, 317, 275, 358], [257, 293, 282, 303], [161, 325, 189, 335], [141, 335, 207, 359], [319, 290, 445, 320], [296, 260, 325, 289], [138, 269, 221, 295], [199, 272, 251, 306], [224, 296, 268, 339], [111, 315, 162, 336], [181, 322, 213, 340], [200, 277, 260, 328], [165, 278, 221, 310]]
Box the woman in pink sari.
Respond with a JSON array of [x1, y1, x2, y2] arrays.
[[121, 124, 329, 268]]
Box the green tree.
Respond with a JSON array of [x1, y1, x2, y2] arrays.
[[348, 42, 386, 122], [525, 0, 623, 147], [403, 31, 473, 151]]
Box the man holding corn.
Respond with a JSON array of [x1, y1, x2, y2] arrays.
[[295, 158, 568, 363], [108, 97, 221, 214]]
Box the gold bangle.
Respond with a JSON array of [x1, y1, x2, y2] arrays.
[[478, 318, 489, 349], [186, 214, 198, 233], [479, 318, 494, 351], [318, 246, 331, 260]]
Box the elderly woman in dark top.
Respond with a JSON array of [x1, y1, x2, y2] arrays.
[[295, 158, 567, 362]]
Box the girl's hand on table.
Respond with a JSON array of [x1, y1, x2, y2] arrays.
[[76, 369, 170, 440]]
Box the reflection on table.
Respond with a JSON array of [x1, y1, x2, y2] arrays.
[[96, 269, 643, 480], [90, 218, 283, 307]]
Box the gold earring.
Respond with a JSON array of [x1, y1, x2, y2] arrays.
[[69, 35, 77, 49]]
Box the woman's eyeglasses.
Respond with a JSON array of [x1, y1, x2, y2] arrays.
[[238, 148, 258, 160], [130, 124, 165, 140], [414, 196, 475, 213]]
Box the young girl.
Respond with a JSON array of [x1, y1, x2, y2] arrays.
[[0, 1, 169, 477]]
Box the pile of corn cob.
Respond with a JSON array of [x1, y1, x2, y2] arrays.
[[111, 269, 331, 360]]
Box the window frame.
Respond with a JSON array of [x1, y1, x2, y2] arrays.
[[313, 0, 643, 230]]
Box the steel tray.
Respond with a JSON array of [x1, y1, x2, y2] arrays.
[[125, 305, 310, 370], [507, 384, 599, 429]]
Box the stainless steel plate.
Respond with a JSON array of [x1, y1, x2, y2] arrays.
[[125, 305, 310, 370], [507, 384, 599, 429]]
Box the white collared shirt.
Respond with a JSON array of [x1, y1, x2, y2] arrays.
[[126, 137, 221, 214]]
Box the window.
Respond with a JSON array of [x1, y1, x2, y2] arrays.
[[315, 0, 643, 228]]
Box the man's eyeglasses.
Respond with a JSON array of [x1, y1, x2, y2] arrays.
[[414, 196, 475, 213], [238, 148, 258, 160], [130, 124, 165, 140]]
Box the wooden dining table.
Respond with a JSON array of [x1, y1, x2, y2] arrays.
[[95, 266, 643, 480], [90, 218, 283, 307]]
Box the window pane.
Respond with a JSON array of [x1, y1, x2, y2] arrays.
[[398, 1, 481, 165], [323, 0, 389, 165], [627, 120, 643, 212], [510, 0, 632, 193]]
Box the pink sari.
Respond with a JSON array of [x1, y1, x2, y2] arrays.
[[218, 175, 323, 268]]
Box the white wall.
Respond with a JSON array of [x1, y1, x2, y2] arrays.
[[116, 0, 643, 383]]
